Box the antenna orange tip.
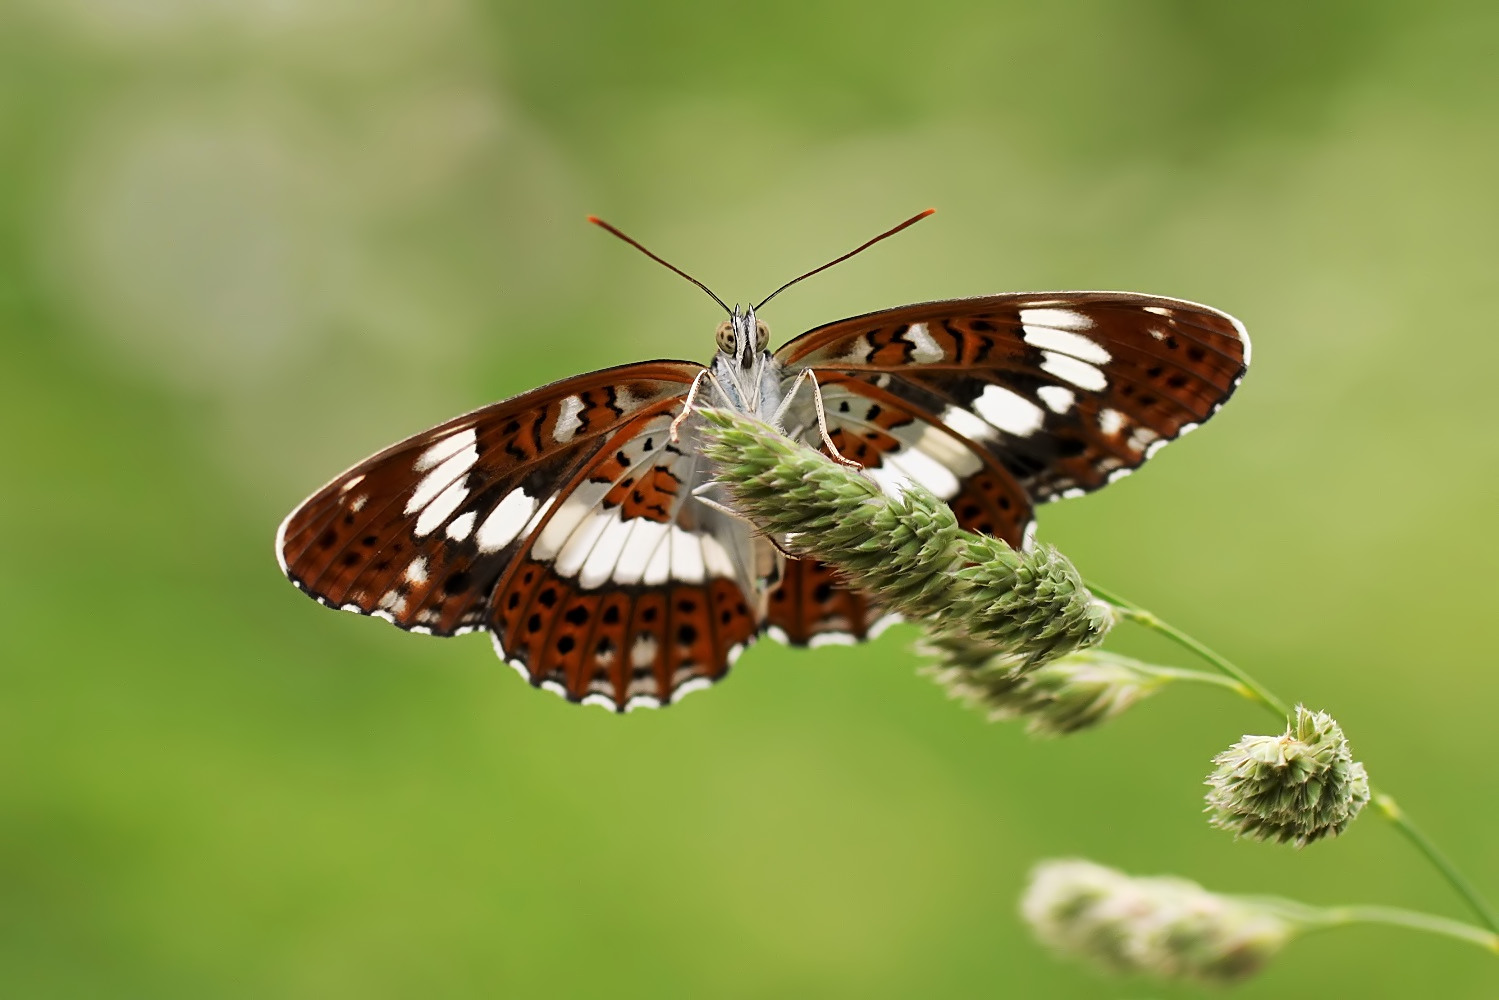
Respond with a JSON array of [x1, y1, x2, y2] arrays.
[[920, 208, 936, 217], [586, 215, 602, 225]]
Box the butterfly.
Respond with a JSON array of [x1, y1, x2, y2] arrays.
[[276, 210, 1249, 712]]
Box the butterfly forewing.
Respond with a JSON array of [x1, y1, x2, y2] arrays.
[[775, 292, 1248, 504], [276, 362, 705, 636]]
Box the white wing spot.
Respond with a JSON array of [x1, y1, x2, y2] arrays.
[[1019, 307, 1094, 331], [1144, 306, 1172, 318], [340, 475, 365, 493], [406, 438, 479, 515], [1023, 325, 1112, 365], [1098, 408, 1126, 436], [632, 633, 659, 668], [700, 534, 737, 579], [643, 535, 672, 585], [671, 677, 714, 704], [1128, 426, 1159, 451], [1040, 352, 1108, 391], [808, 632, 858, 648], [445, 511, 476, 542], [349, 494, 368, 512], [669, 528, 705, 584], [974, 385, 1046, 437], [477, 489, 538, 553], [414, 479, 469, 537], [552, 395, 585, 444], [1107, 467, 1133, 483], [904, 322, 944, 363], [938, 405, 1000, 444], [404, 557, 428, 584], [414, 427, 476, 473], [556, 510, 613, 578], [1037, 385, 1075, 414], [579, 512, 635, 589], [914, 422, 982, 477], [883, 448, 961, 500], [613, 519, 669, 586]]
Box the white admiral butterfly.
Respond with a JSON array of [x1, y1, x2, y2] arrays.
[[276, 211, 1248, 711]]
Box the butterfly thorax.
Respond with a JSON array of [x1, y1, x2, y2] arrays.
[[710, 304, 785, 422]]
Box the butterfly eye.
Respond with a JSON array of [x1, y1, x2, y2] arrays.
[[716, 321, 735, 354], [755, 319, 770, 353]]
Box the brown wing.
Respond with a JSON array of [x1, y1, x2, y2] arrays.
[[776, 291, 1249, 504], [765, 292, 1248, 645], [276, 362, 705, 636]]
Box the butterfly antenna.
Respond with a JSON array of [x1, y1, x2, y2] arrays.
[[754, 208, 935, 311], [588, 216, 732, 316]]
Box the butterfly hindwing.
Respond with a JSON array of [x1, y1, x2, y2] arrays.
[[483, 407, 770, 710]]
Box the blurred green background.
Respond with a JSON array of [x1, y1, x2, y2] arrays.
[[3, 1, 1497, 996]]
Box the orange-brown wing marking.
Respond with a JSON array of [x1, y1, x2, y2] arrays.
[[765, 558, 894, 648], [491, 562, 760, 710]]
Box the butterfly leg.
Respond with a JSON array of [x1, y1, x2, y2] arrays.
[[670, 368, 726, 444], [774, 368, 862, 468]]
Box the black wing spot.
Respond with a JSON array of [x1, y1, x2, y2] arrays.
[[538, 588, 558, 608], [677, 624, 698, 646], [442, 571, 471, 596], [557, 635, 575, 654], [813, 581, 834, 603], [1056, 438, 1088, 458], [564, 605, 590, 626], [602, 605, 621, 624], [527, 613, 543, 633]]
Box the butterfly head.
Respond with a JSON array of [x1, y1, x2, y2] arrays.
[[715, 305, 770, 371], [710, 304, 780, 417]]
